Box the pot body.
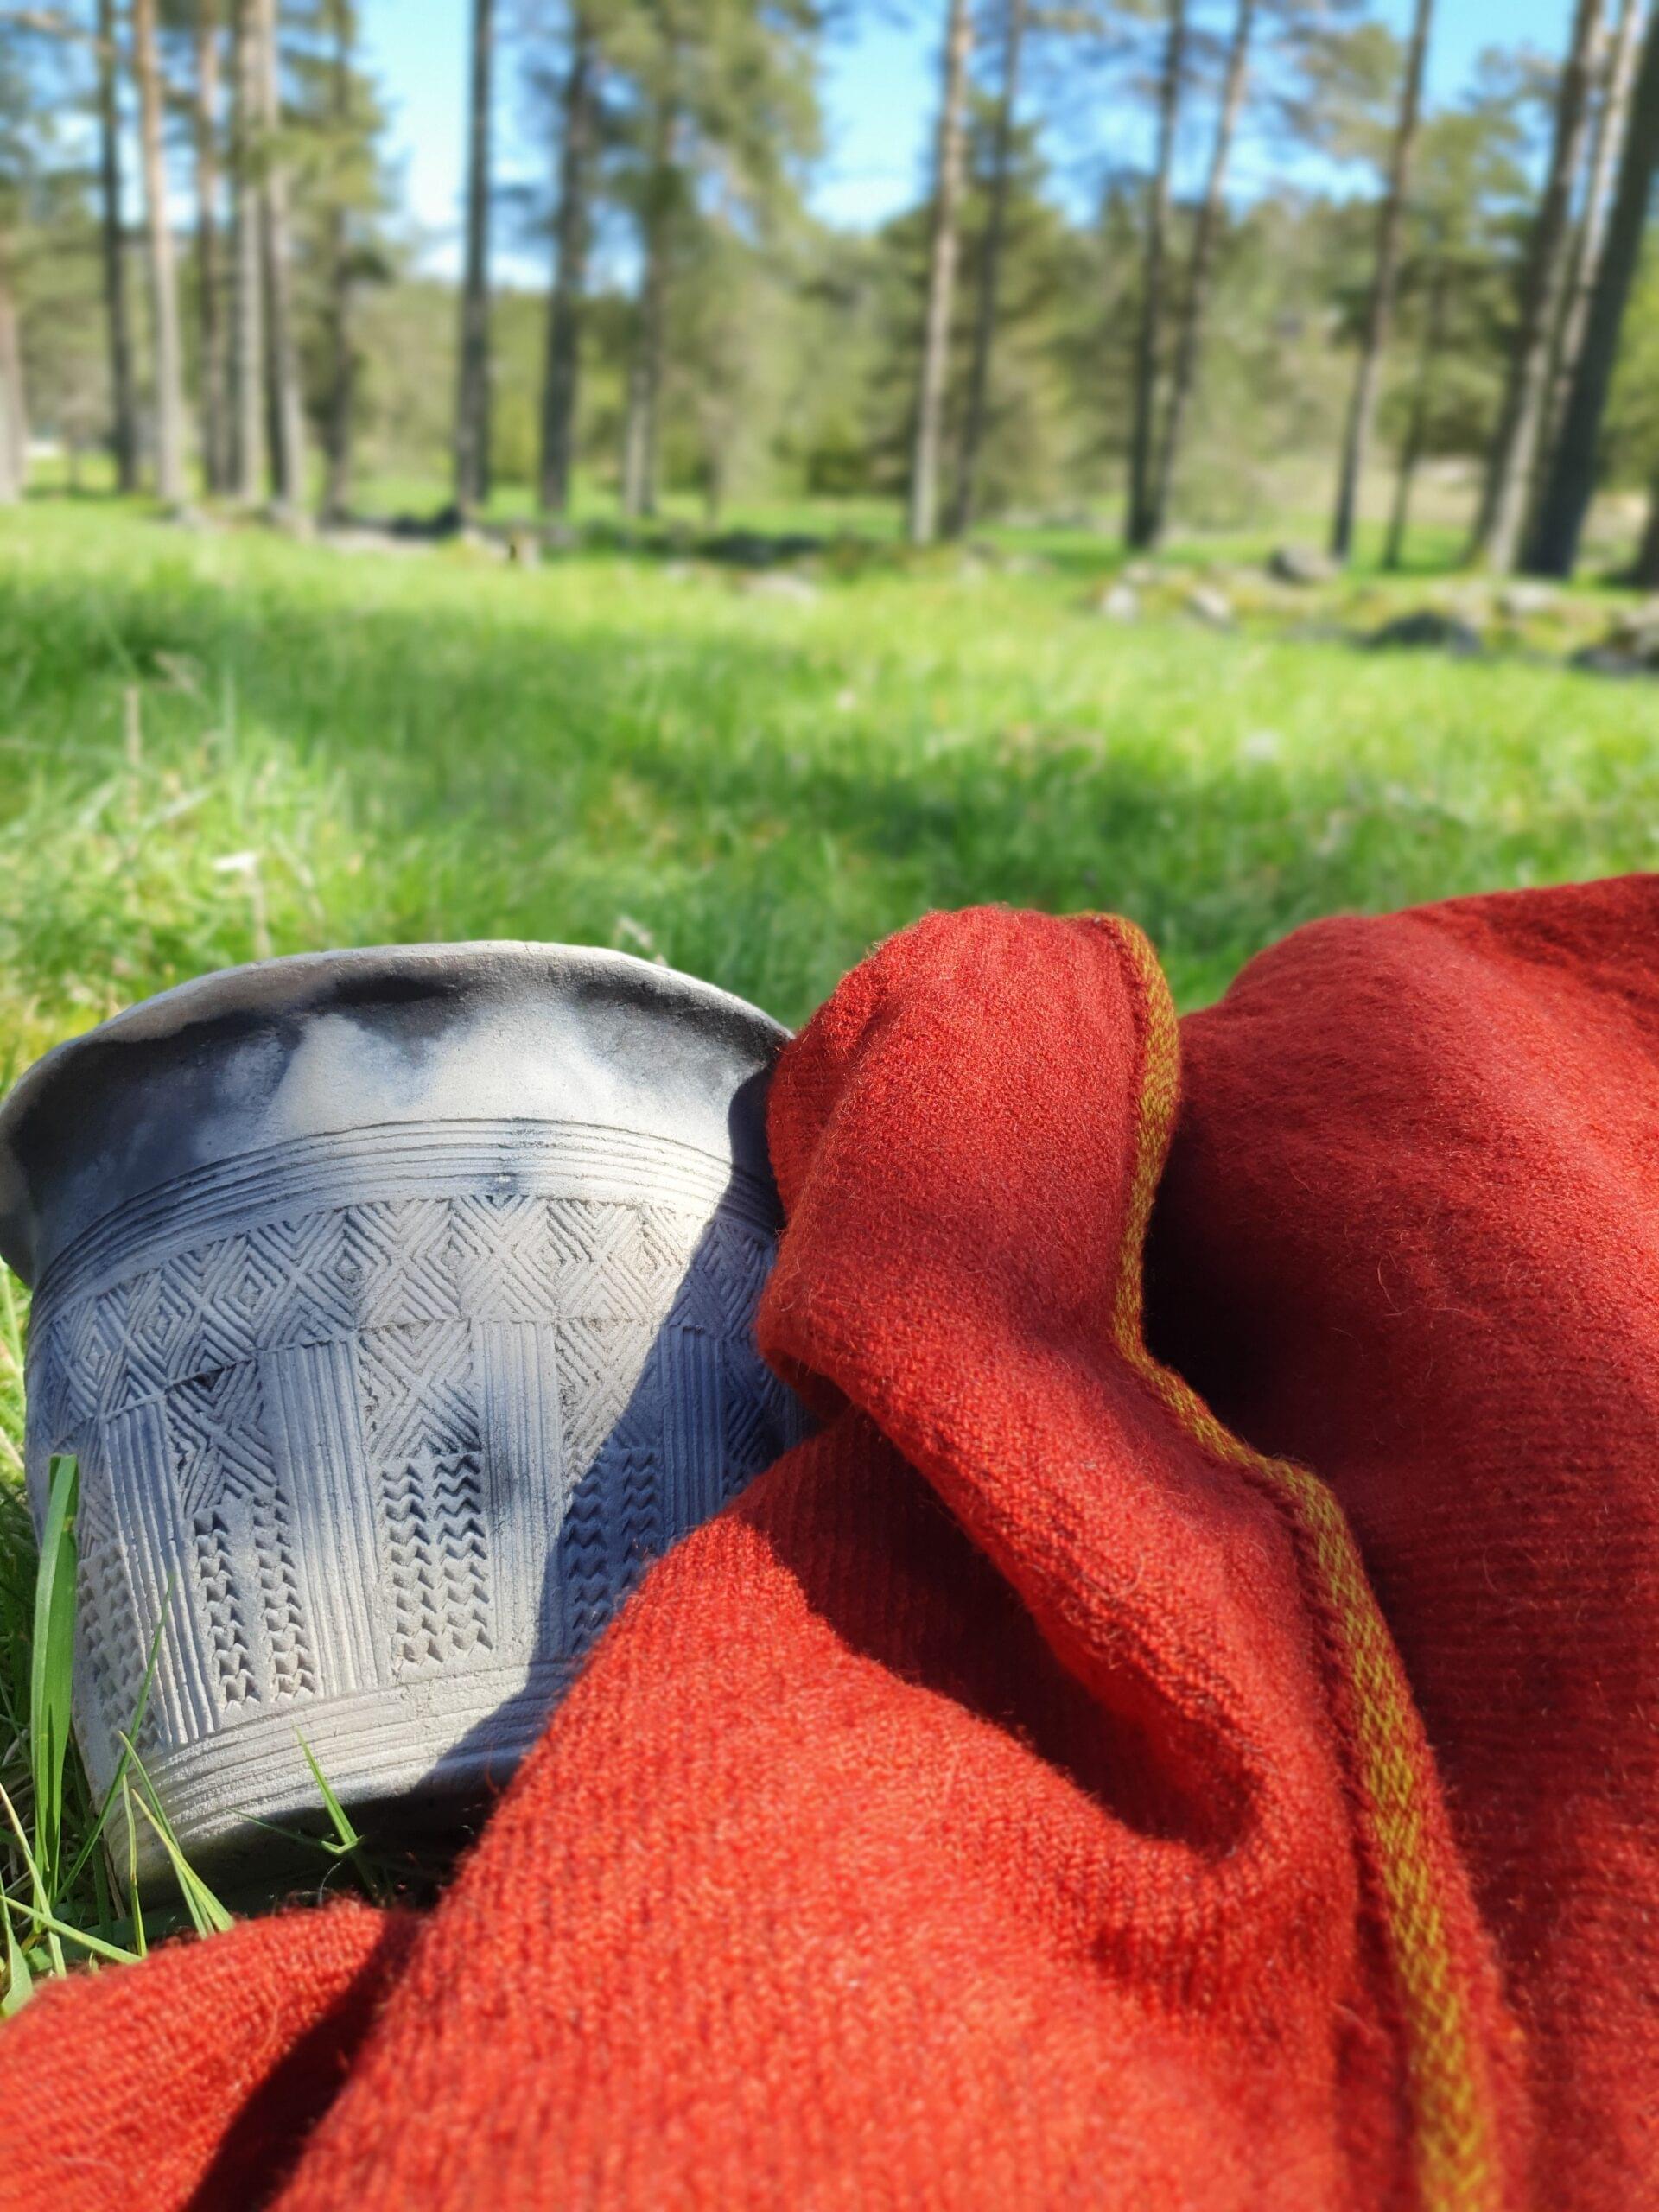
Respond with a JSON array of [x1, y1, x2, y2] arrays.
[[0, 944, 804, 1877]]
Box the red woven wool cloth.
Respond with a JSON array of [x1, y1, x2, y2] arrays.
[[6, 884, 1659, 2209]]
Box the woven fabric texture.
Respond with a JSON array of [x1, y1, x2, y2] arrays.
[[7, 884, 1657, 2208]]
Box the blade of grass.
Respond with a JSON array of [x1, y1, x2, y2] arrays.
[[3, 1892, 140, 1966], [118, 1738, 233, 1937], [29, 1453, 79, 1900], [0, 1780, 61, 1978], [2, 1891, 34, 2015], [60, 1573, 171, 1897], [121, 1777, 146, 1960], [0, 1268, 24, 1476], [296, 1730, 384, 1903]]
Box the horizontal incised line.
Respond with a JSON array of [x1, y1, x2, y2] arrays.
[[40, 1116, 779, 1310], [130, 1659, 578, 1840]]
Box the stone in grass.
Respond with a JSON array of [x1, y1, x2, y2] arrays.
[[323, 525, 431, 559], [1268, 545, 1338, 588], [1572, 601, 1659, 674], [1185, 584, 1236, 629], [1097, 582, 1140, 622], [1607, 601, 1659, 652], [741, 570, 821, 605], [1572, 645, 1649, 677], [1497, 581, 1559, 620], [456, 524, 510, 563], [1365, 609, 1484, 658]]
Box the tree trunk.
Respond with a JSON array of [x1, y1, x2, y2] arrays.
[[254, 0, 305, 512], [620, 96, 673, 522], [95, 0, 137, 493], [1329, 0, 1434, 563], [0, 258, 25, 504], [1528, 3, 1659, 575], [194, 0, 229, 494], [906, 0, 973, 547], [230, 0, 264, 501], [539, 16, 595, 518], [1468, 0, 1604, 571], [1125, 0, 1189, 550], [946, 0, 1025, 539], [320, 0, 354, 522], [133, 0, 188, 505], [1545, 0, 1643, 474], [454, 0, 494, 518], [1383, 256, 1450, 571], [702, 441, 724, 528], [1631, 462, 1659, 588], [1147, 0, 1255, 545]]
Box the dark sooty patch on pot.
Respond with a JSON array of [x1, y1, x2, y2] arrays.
[[6, 1014, 296, 1279]]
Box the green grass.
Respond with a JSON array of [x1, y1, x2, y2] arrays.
[[3, 493, 1659, 1996]]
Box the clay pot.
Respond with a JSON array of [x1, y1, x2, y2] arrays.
[[0, 944, 804, 1878]]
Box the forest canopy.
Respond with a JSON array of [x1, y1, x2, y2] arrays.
[[3, 0, 1659, 577]]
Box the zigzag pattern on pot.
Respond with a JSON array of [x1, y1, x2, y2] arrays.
[[24, 1160, 806, 1775]]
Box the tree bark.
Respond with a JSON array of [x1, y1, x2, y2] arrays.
[[1631, 461, 1659, 588], [254, 0, 305, 512], [906, 0, 973, 547], [454, 0, 494, 517], [230, 0, 264, 500], [1468, 0, 1604, 571], [194, 0, 229, 494], [946, 0, 1025, 539], [1125, 0, 1189, 550], [95, 0, 137, 493], [1545, 0, 1643, 473], [539, 15, 595, 518], [133, 0, 188, 504], [1528, 3, 1659, 575], [620, 94, 673, 522], [1383, 255, 1450, 571], [0, 258, 25, 504], [1147, 0, 1255, 546], [1329, 0, 1434, 564], [320, 0, 354, 521]]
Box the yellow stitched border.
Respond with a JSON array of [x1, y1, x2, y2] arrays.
[[1101, 914, 1501, 2212]]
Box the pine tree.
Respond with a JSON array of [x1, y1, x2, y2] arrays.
[[253, 0, 305, 512], [1467, 0, 1604, 572], [193, 0, 230, 493], [1544, 0, 1644, 476], [1529, 3, 1659, 575], [230, 0, 264, 499], [538, 7, 597, 518], [133, 0, 187, 502], [455, 0, 493, 516], [1147, 0, 1257, 546], [95, 0, 137, 490], [908, 0, 972, 545], [1125, 0, 1188, 550], [1329, 0, 1435, 563]]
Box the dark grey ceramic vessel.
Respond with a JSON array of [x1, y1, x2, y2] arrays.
[[0, 944, 804, 1877]]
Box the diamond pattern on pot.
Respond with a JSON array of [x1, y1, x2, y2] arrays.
[[26, 1154, 807, 1795]]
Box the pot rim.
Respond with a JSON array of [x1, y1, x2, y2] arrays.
[[0, 942, 788, 1285], [0, 939, 784, 1133]]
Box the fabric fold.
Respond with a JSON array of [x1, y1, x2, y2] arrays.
[[17, 885, 1659, 2205]]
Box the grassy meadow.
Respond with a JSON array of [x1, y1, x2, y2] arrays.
[[3, 490, 1659, 1983]]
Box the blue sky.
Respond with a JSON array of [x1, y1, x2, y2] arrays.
[[359, 0, 1580, 276]]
